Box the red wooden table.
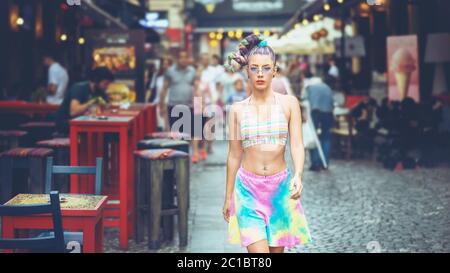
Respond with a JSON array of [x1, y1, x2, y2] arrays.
[[2, 193, 107, 253], [102, 108, 145, 141], [69, 115, 137, 249], [0, 100, 59, 116], [128, 103, 157, 135]]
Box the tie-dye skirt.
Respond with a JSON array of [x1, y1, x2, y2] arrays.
[[228, 166, 312, 248]]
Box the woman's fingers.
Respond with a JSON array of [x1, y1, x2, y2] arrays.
[[291, 183, 303, 199], [223, 209, 229, 223]]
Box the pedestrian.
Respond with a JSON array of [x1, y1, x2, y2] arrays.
[[271, 66, 294, 96], [42, 52, 69, 105], [304, 74, 335, 171], [223, 34, 312, 253], [159, 50, 208, 164], [151, 57, 173, 131]]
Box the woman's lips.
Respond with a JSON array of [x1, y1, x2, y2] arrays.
[[256, 81, 265, 85]]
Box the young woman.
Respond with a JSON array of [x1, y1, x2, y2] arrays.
[[223, 34, 312, 253]]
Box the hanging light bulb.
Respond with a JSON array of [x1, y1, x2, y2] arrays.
[[302, 18, 309, 26], [295, 23, 301, 30], [78, 37, 85, 45], [313, 14, 321, 22], [16, 17, 24, 26], [337, 0, 344, 4], [228, 31, 235, 39], [216, 32, 223, 40], [323, 1, 331, 11], [60, 34, 68, 41], [263, 30, 270, 36], [209, 32, 216, 39]]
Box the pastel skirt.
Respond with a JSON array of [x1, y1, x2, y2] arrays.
[[228, 166, 312, 248]]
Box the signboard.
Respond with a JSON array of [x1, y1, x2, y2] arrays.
[[86, 30, 146, 102], [139, 11, 169, 33], [387, 35, 420, 102]]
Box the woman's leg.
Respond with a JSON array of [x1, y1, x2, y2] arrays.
[[269, 246, 285, 253], [247, 239, 270, 253]]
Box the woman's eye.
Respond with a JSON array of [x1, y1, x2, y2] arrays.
[[250, 67, 258, 72], [263, 67, 271, 72]]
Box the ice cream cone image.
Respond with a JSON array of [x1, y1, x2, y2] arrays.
[[394, 72, 411, 100], [391, 48, 416, 100]]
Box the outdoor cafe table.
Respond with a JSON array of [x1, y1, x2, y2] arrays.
[[69, 115, 137, 249], [2, 193, 108, 253], [102, 108, 145, 141], [128, 103, 157, 135], [0, 100, 59, 117]]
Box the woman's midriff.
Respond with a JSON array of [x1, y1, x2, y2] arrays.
[[241, 144, 287, 176]]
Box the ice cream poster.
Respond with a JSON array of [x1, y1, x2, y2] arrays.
[[387, 35, 420, 102]]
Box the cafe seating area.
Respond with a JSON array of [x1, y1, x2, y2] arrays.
[[0, 100, 193, 253]]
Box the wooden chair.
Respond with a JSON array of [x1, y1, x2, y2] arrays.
[[0, 148, 53, 204], [40, 157, 103, 252], [134, 148, 189, 249], [45, 156, 103, 195], [38, 138, 70, 192], [0, 130, 27, 153], [331, 113, 357, 159], [0, 191, 66, 253]]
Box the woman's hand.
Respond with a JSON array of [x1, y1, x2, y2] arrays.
[[223, 198, 231, 223], [289, 175, 303, 200]]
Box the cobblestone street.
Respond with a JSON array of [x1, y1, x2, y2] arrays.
[[104, 140, 450, 253]]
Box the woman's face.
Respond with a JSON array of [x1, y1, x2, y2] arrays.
[[247, 54, 275, 92]]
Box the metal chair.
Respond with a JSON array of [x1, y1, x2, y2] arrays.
[[0, 191, 66, 253]]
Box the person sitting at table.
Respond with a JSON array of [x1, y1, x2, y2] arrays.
[[55, 67, 114, 135]]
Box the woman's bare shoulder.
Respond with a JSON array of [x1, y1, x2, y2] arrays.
[[231, 98, 250, 110]]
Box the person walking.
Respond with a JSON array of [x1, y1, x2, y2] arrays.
[[223, 34, 312, 253]]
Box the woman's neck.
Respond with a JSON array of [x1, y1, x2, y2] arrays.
[[250, 88, 273, 104]]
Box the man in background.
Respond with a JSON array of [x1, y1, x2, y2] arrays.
[[304, 74, 335, 171], [55, 67, 114, 135], [43, 52, 69, 105]]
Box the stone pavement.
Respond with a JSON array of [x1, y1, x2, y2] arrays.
[[103, 140, 450, 253]]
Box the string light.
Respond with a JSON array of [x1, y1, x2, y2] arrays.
[[227, 31, 235, 38], [235, 30, 243, 39], [337, 0, 344, 4], [302, 18, 309, 26], [295, 23, 301, 29], [263, 30, 270, 36], [78, 37, 85, 45], [60, 34, 68, 41], [323, 1, 331, 11], [313, 14, 321, 22], [216, 33, 223, 40], [209, 32, 216, 39], [16, 17, 24, 26]]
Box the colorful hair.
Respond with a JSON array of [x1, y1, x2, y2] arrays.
[[225, 34, 276, 72]]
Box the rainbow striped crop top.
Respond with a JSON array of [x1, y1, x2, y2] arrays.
[[240, 94, 288, 149]]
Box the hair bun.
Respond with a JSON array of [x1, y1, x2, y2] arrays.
[[225, 34, 266, 72]]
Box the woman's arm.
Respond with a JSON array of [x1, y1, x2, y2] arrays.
[[224, 104, 243, 221], [226, 104, 243, 200], [288, 96, 305, 199]]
